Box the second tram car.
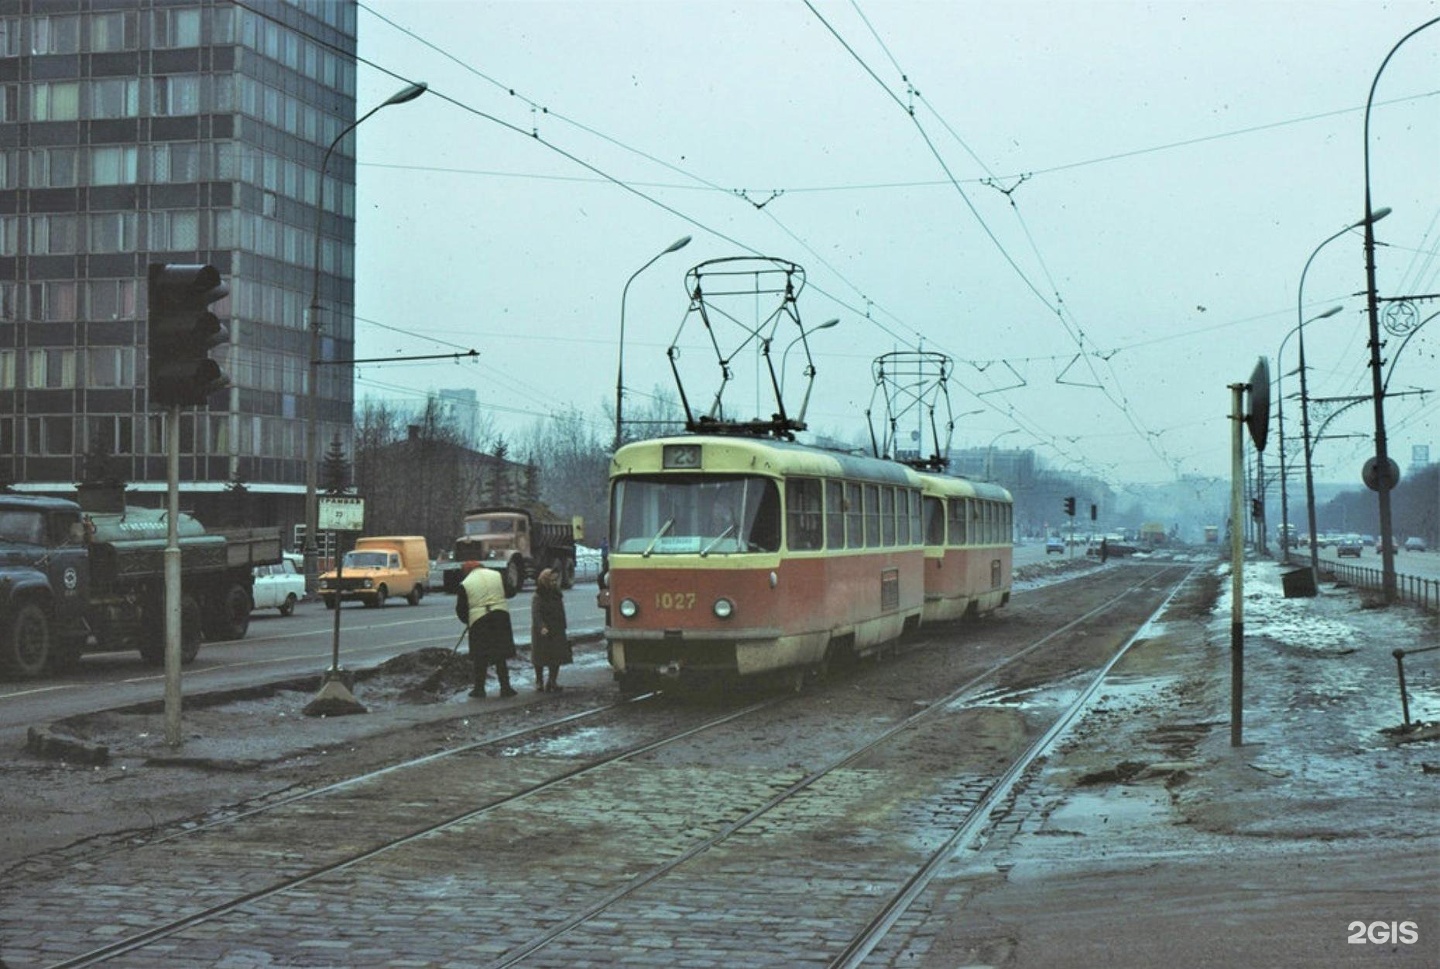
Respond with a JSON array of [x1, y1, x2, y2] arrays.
[[920, 473, 1013, 623], [604, 435, 1012, 692]]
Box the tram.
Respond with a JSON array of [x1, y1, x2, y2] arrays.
[[919, 472, 1014, 623], [604, 434, 1012, 693]]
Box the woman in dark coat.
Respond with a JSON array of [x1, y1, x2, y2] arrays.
[[530, 568, 571, 691]]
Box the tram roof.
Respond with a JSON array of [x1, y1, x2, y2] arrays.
[[613, 435, 1010, 501]]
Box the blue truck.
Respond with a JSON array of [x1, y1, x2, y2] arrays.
[[0, 493, 281, 678]]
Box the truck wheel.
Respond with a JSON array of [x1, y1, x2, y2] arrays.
[[365, 585, 388, 609], [204, 583, 252, 642], [4, 604, 52, 679]]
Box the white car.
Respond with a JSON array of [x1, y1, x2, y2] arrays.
[[252, 555, 305, 616]]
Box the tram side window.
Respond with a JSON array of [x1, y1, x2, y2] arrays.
[[863, 484, 880, 548], [786, 478, 823, 551], [825, 480, 845, 549], [845, 482, 864, 548], [947, 497, 965, 546], [896, 489, 909, 545], [923, 496, 944, 546], [881, 486, 896, 546]]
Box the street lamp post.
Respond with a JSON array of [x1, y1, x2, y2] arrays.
[[1277, 305, 1341, 564], [779, 317, 840, 394], [985, 429, 1019, 480], [614, 235, 692, 452], [303, 81, 426, 593], [1362, 16, 1437, 603], [1295, 209, 1390, 584]]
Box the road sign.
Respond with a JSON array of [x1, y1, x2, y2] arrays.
[[319, 496, 365, 531]]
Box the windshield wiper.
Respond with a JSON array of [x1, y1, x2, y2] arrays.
[[641, 518, 675, 558], [700, 524, 735, 557]]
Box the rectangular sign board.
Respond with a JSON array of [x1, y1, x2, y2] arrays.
[[318, 496, 365, 532]]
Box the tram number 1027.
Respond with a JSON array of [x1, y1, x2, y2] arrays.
[[655, 591, 698, 611]]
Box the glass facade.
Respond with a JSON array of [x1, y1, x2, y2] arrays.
[[0, 0, 358, 529]]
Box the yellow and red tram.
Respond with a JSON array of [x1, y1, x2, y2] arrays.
[[604, 435, 1012, 692], [918, 472, 1013, 623]]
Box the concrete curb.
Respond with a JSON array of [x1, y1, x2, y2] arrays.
[[26, 725, 109, 765]]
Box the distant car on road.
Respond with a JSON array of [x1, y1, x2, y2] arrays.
[[1403, 537, 1427, 553], [1335, 536, 1363, 558], [1045, 536, 1065, 554], [252, 554, 305, 616]]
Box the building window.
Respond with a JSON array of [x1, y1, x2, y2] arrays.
[[154, 8, 202, 48], [153, 75, 202, 116], [26, 349, 78, 389], [30, 214, 80, 255], [0, 217, 17, 256], [90, 77, 140, 119], [0, 149, 15, 189], [0, 18, 19, 57], [151, 210, 200, 250], [87, 347, 135, 388], [89, 145, 138, 186], [0, 85, 16, 123], [89, 212, 139, 253], [0, 350, 15, 389], [0, 283, 18, 320], [43, 417, 74, 456], [29, 147, 78, 188], [44, 282, 79, 322], [31, 81, 81, 121], [86, 279, 139, 320], [152, 141, 205, 182], [33, 15, 82, 55], [88, 10, 136, 52]]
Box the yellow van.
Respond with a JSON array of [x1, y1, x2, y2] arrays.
[[319, 535, 430, 608]]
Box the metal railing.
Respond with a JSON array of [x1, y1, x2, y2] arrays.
[[1322, 560, 1440, 613]]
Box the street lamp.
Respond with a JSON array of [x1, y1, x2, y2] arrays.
[[985, 429, 1019, 480], [1295, 208, 1390, 584], [779, 317, 840, 394], [1277, 305, 1341, 564], [614, 235, 692, 452], [1362, 16, 1437, 603], [304, 80, 427, 593]]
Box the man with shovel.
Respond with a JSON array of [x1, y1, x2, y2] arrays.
[[456, 564, 518, 699]]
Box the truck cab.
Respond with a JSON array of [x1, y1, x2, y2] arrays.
[[0, 497, 91, 676]]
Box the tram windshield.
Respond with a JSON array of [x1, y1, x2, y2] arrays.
[[611, 475, 781, 555]]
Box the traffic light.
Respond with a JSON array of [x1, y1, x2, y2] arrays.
[[1090, 503, 1097, 521], [147, 263, 229, 408], [1063, 496, 1076, 517]]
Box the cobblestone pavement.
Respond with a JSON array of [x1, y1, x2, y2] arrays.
[[3, 559, 1435, 968]]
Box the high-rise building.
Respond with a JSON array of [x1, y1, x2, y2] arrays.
[[0, 0, 359, 532]]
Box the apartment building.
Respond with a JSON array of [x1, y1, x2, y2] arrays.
[[0, 0, 359, 531]]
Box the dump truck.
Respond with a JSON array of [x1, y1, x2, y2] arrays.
[[441, 505, 582, 593], [0, 493, 281, 678]]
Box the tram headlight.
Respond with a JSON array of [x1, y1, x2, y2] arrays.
[[618, 597, 639, 619], [713, 597, 734, 619]]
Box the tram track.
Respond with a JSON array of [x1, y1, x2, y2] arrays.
[[7, 562, 1196, 969]]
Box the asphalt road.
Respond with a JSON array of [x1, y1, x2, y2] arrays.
[[0, 582, 608, 746]]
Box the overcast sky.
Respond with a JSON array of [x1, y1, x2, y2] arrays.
[[346, 0, 1439, 486]]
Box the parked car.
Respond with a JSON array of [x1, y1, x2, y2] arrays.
[[1403, 537, 1427, 553], [1045, 536, 1065, 554], [1335, 536, 1363, 558], [252, 554, 305, 616]]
